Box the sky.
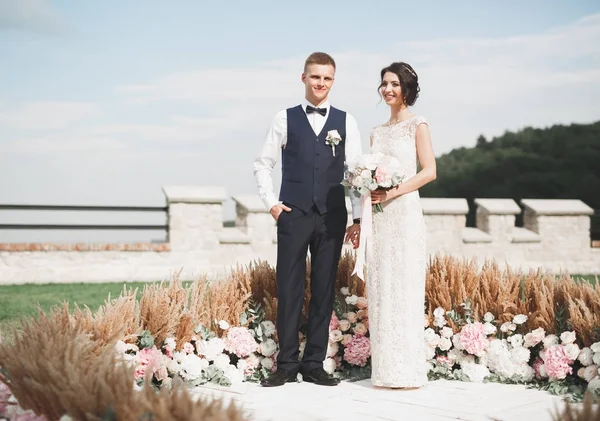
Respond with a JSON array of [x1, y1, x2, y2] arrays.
[[1, 0, 599, 242]]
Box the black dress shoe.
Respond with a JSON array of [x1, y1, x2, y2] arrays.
[[300, 367, 341, 386], [260, 368, 298, 387]]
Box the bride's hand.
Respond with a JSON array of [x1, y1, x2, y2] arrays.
[[371, 188, 395, 204]]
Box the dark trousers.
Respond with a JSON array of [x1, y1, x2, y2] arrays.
[[275, 203, 347, 372]]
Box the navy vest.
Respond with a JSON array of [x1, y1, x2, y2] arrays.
[[279, 105, 346, 214]]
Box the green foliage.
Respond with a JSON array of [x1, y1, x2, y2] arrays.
[[421, 121, 600, 233]]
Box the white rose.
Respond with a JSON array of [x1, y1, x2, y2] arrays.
[[260, 321, 276, 337], [218, 320, 230, 330], [338, 319, 351, 332], [590, 342, 600, 353], [261, 357, 274, 370], [508, 334, 524, 348], [179, 354, 208, 381], [523, 327, 546, 348], [500, 322, 516, 333], [461, 362, 490, 383], [441, 327, 454, 338], [452, 333, 464, 350], [323, 357, 337, 374], [163, 337, 176, 350], [513, 314, 528, 325], [509, 346, 531, 365], [578, 347, 594, 366], [542, 334, 559, 348], [483, 322, 497, 336], [587, 378, 600, 397], [560, 331, 577, 345], [197, 337, 226, 361], [114, 340, 128, 354], [433, 317, 447, 328], [329, 329, 344, 343], [433, 307, 445, 319], [326, 341, 339, 358], [260, 338, 277, 357], [425, 345, 436, 360], [593, 352, 600, 366], [340, 287, 350, 296], [424, 328, 440, 348], [223, 364, 244, 387], [483, 312, 495, 323], [564, 343, 580, 361], [438, 337, 452, 352], [583, 365, 598, 382], [214, 353, 231, 370], [345, 295, 359, 305]]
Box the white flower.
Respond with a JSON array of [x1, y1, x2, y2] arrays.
[[440, 327, 454, 338], [461, 362, 491, 383], [587, 378, 600, 397], [261, 357, 274, 370], [179, 354, 208, 381], [508, 334, 524, 348], [433, 307, 445, 319], [223, 364, 244, 387], [163, 337, 176, 350], [261, 321, 276, 337], [452, 333, 464, 351], [583, 365, 598, 382], [424, 328, 441, 348], [326, 341, 339, 358], [338, 319, 351, 332], [578, 347, 594, 366], [590, 342, 600, 353], [483, 312, 495, 323], [345, 295, 359, 305], [500, 322, 516, 333], [196, 337, 226, 361], [483, 322, 497, 336], [114, 340, 128, 354], [329, 329, 344, 343], [438, 337, 452, 352], [538, 364, 548, 378], [218, 320, 230, 330], [340, 287, 350, 296], [433, 317, 447, 328], [59, 416, 74, 421], [542, 334, 559, 348], [259, 338, 278, 357], [425, 345, 436, 360], [323, 357, 337, 374], [593, 352, 600, 366], [214, 353, 231, 370], [515, 364, 535, 382], [448, 348, 466, 364], [513, 314, 528, 325], [564, 343, 580, 361], [510, 346, 531, 365], [560, 331, 577, 345], [523, 327, 546, 348]]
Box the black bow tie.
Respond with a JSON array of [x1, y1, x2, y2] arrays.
[[306, 105, 326, 116]]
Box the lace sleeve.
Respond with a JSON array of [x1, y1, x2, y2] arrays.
[[414, 116, 427, 127]]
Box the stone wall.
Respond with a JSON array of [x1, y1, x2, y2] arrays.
[[0, 186, 598, 284]]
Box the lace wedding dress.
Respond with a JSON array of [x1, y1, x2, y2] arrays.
[[367, 115, 428, 388]]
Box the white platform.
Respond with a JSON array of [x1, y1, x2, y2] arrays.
[[191, 379, 570, 421]]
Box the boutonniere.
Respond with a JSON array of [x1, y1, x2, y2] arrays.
[[325, 130, 342, 156]]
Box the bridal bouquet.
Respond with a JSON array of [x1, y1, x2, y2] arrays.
[[342, 152, 404, 213]]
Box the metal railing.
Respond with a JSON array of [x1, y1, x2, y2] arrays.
[[0, 204, 168, 232]]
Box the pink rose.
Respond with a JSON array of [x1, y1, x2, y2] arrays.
[[356, 309, 368, 320], [354, 322, 368, 336], [346, 312, 358, 324], [338, 319, 351, 332], [374, 166, 389, 184], [341, 334, 353, 345], [356, 297, 368, 310], [183, 342, 195, 354], [329, 312, 340, 332]]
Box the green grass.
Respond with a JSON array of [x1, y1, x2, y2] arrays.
[[0, 282, 157, 334], [571, 274, 598, 286]]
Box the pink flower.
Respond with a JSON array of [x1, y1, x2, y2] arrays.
[[436, 355, 452, 366], [543, 345, 573, 380], [459, 322, 488, 357], [0, 381, 11, 414], [356, 297, 368, 310], [329, 312, 340, 332], [11, 413, 48, 421], [532, 357, 545, 379], [224, 327, 259, 358], [135, 346, 163, 380], [343, 334, 371, 367], [374, 166, 389, 184], [241, 354, 261, 376], [353, 323, 367, 336]]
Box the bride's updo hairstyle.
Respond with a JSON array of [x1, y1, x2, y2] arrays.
[[379, 62, 420, 106]]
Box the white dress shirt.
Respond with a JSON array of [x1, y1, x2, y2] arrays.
[[253, 99, 363, 219]]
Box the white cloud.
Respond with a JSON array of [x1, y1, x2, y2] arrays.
[[0, 101, 100, 130], [0, 0, 69, 34]]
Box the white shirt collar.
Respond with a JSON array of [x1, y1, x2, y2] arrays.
[[301, 98, 330, 114]]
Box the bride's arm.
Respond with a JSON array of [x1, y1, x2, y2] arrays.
[[372, 123, 436, 204], [393, 123, 436, 197]]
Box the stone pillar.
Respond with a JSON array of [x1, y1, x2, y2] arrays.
[[521, 199, 594, 258], [232, 195, 276, 246], [474, 198, 520, 242], [421, 198, 469, 253], [162, 186, 227, 251]]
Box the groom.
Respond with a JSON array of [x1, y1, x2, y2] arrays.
[[253, 52, 362, 387]]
